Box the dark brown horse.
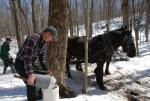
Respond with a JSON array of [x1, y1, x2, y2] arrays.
[[66, 27, 129, 78], [66, 28, 136, 90]]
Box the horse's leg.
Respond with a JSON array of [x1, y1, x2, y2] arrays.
[[76, 61, 83, 71], [94, 61, 106, 90], [66, 62, 72, 79], [10, 65, 15, 73], [10, 59, 15, 73], [105, 62, 111, 75]]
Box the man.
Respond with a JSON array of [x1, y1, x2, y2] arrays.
[[0, 37, 15, 74], [15, 26, 58, 101]]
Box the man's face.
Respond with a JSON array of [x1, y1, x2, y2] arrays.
[[43, 32, 53, 42]]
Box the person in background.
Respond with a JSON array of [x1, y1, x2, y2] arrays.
[[0, 37, 15, 74], [15, 26, 58, 101]]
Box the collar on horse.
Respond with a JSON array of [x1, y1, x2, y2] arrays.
[[91, 32, 129, 62]]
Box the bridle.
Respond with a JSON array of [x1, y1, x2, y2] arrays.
[[120, 34, 135, 53], [92, 31, 133, 62], [87, 32, 130, 62]]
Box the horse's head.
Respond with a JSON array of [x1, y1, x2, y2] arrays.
[[121, 30, 136, 58]]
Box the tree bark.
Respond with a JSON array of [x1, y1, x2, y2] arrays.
[[82, 0, 90, 94], [18, 0, 31, 36], [106, 0, 111, 32], [48, 0, 74, 98], [10, 0, 23, 49], [68, 0, 73, 37], [122, 0, 129, 29], [132, 0, 139, 56], [32, 0, 38, 33], [89, 0, 93, 38], [75, 0, 79, 36], [145, 0, 150, 42]]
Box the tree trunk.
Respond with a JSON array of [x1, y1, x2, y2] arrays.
[[122, 0, 129, 29], [32, 0, 38, 33], [82, 0, 90, 94], [132, 0, 139, 56], [48, 0, 74, 98], [68, 0, 73, 37], [145, 0, 150, 42], [130, 7, 132, 31], [10, 0, 23, 49], [18, 0, 31, 36], [89, 0, 93, 38], [40, 0, 45, 30], [75, 0, 79, 36], [106, 0, 111, 32]]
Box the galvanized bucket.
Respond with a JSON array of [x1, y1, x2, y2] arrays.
[[34, 74, 56, 89]]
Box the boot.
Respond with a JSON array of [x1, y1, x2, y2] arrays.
[[3, 66, 7, 74]]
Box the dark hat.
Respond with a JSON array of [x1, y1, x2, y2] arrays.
[[6, 37, 12, 41], [43, 26, 58, 38]]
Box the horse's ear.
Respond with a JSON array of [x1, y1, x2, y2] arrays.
[[126, 30, 132, 36], [121, 25, 128, 30], [129, 30, 132, 35]]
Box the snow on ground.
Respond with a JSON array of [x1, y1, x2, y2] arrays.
[[0, 73, 26, 101], [0, 17, 150, 101]]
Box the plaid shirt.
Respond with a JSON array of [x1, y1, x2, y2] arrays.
[[17, 33, 47, 74]]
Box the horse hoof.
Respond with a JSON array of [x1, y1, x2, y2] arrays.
[[77, 68, 83, 72], [76, 68, 83, 72], [68, 76, 73, 79], [12, 71, 16, 73], [99, 86, 107, 90], [105, 72, 111, 75]]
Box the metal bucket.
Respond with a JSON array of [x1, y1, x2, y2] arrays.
[[34, 74, 56, 89]]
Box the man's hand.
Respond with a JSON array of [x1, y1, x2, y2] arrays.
[[27, 74, 35, 85]]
